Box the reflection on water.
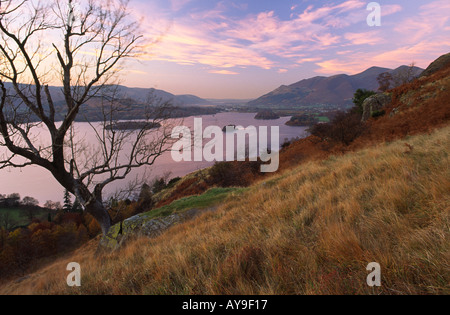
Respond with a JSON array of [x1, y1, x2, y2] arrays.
[[0, 113, 308, 203]]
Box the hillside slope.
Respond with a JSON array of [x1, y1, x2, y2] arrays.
[[2, 125, 448, 295], [248, 65, 423, 108], [280, 54, 450, 170]]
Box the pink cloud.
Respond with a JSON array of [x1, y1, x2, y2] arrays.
[[317, 38, 450, 76], [135, 1, 384, 72], [133, 0, 448, 79], [344, 31, 382, 45], [372, 41, 450, 67], [209, 69, 239, 75], [382, 4, 403, 16], [394, 0, 450, 43], [316, 59, 368, 75]]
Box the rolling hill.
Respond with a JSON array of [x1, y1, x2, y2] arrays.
[[247, 65, 423, 108], [1, 83, 216, 122], [3, 83, 209, 107], [113, 86, 210, 106]]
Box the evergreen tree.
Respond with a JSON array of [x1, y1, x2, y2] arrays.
[[353, 89, 376, 114], [63, 190, 73, 213]]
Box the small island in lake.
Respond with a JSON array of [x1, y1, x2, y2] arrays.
[[286, 115, 321, 127], [106, 121, 161, 131], [254, 110, 280, 120]]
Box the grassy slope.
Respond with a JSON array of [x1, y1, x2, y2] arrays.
[[0, 207, 49, 227], [2, 126, 448, 295], [140, 187, 246, 220]]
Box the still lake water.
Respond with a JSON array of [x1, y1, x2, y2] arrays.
[[0, 113, 308, 203]]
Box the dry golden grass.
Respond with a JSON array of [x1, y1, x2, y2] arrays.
[[1, 126, 449, 295]]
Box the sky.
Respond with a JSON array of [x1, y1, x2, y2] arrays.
[[6, 0, 442, 100], [117, 0, 450, 99]]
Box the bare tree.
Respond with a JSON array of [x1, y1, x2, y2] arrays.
[[392, 62, 418, 87], [22, 196, 39, 207], [377, 72, 393, 92], [0, 0, 175, 234], [44, 200, 62, 211]]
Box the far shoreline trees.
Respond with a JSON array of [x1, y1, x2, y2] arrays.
[[0, 192, 64, 230]]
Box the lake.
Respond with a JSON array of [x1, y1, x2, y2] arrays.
[[0, 112, 308, 204]]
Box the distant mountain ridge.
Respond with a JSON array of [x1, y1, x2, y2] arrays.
[[248, 65, 424, 108], [113, 86, 209, 106], [1, 83, 215, 122], [2, 83, 210, 107]]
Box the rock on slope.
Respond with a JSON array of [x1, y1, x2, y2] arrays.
[[361, 93, 392, 122]]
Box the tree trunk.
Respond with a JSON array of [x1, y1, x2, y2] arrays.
[[85, 200, 112, 235]]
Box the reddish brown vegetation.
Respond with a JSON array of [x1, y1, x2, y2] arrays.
[[359, 63, 450, 144], [207, 161, 263, 188], [0, 213, 92, 279], [280, 60, 450, 171]]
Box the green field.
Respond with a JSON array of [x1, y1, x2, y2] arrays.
[[0, 207, 49, 228], [317, 116, 331, 123]]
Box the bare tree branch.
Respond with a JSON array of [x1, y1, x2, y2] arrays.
[[0, 0, 169, 235]]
